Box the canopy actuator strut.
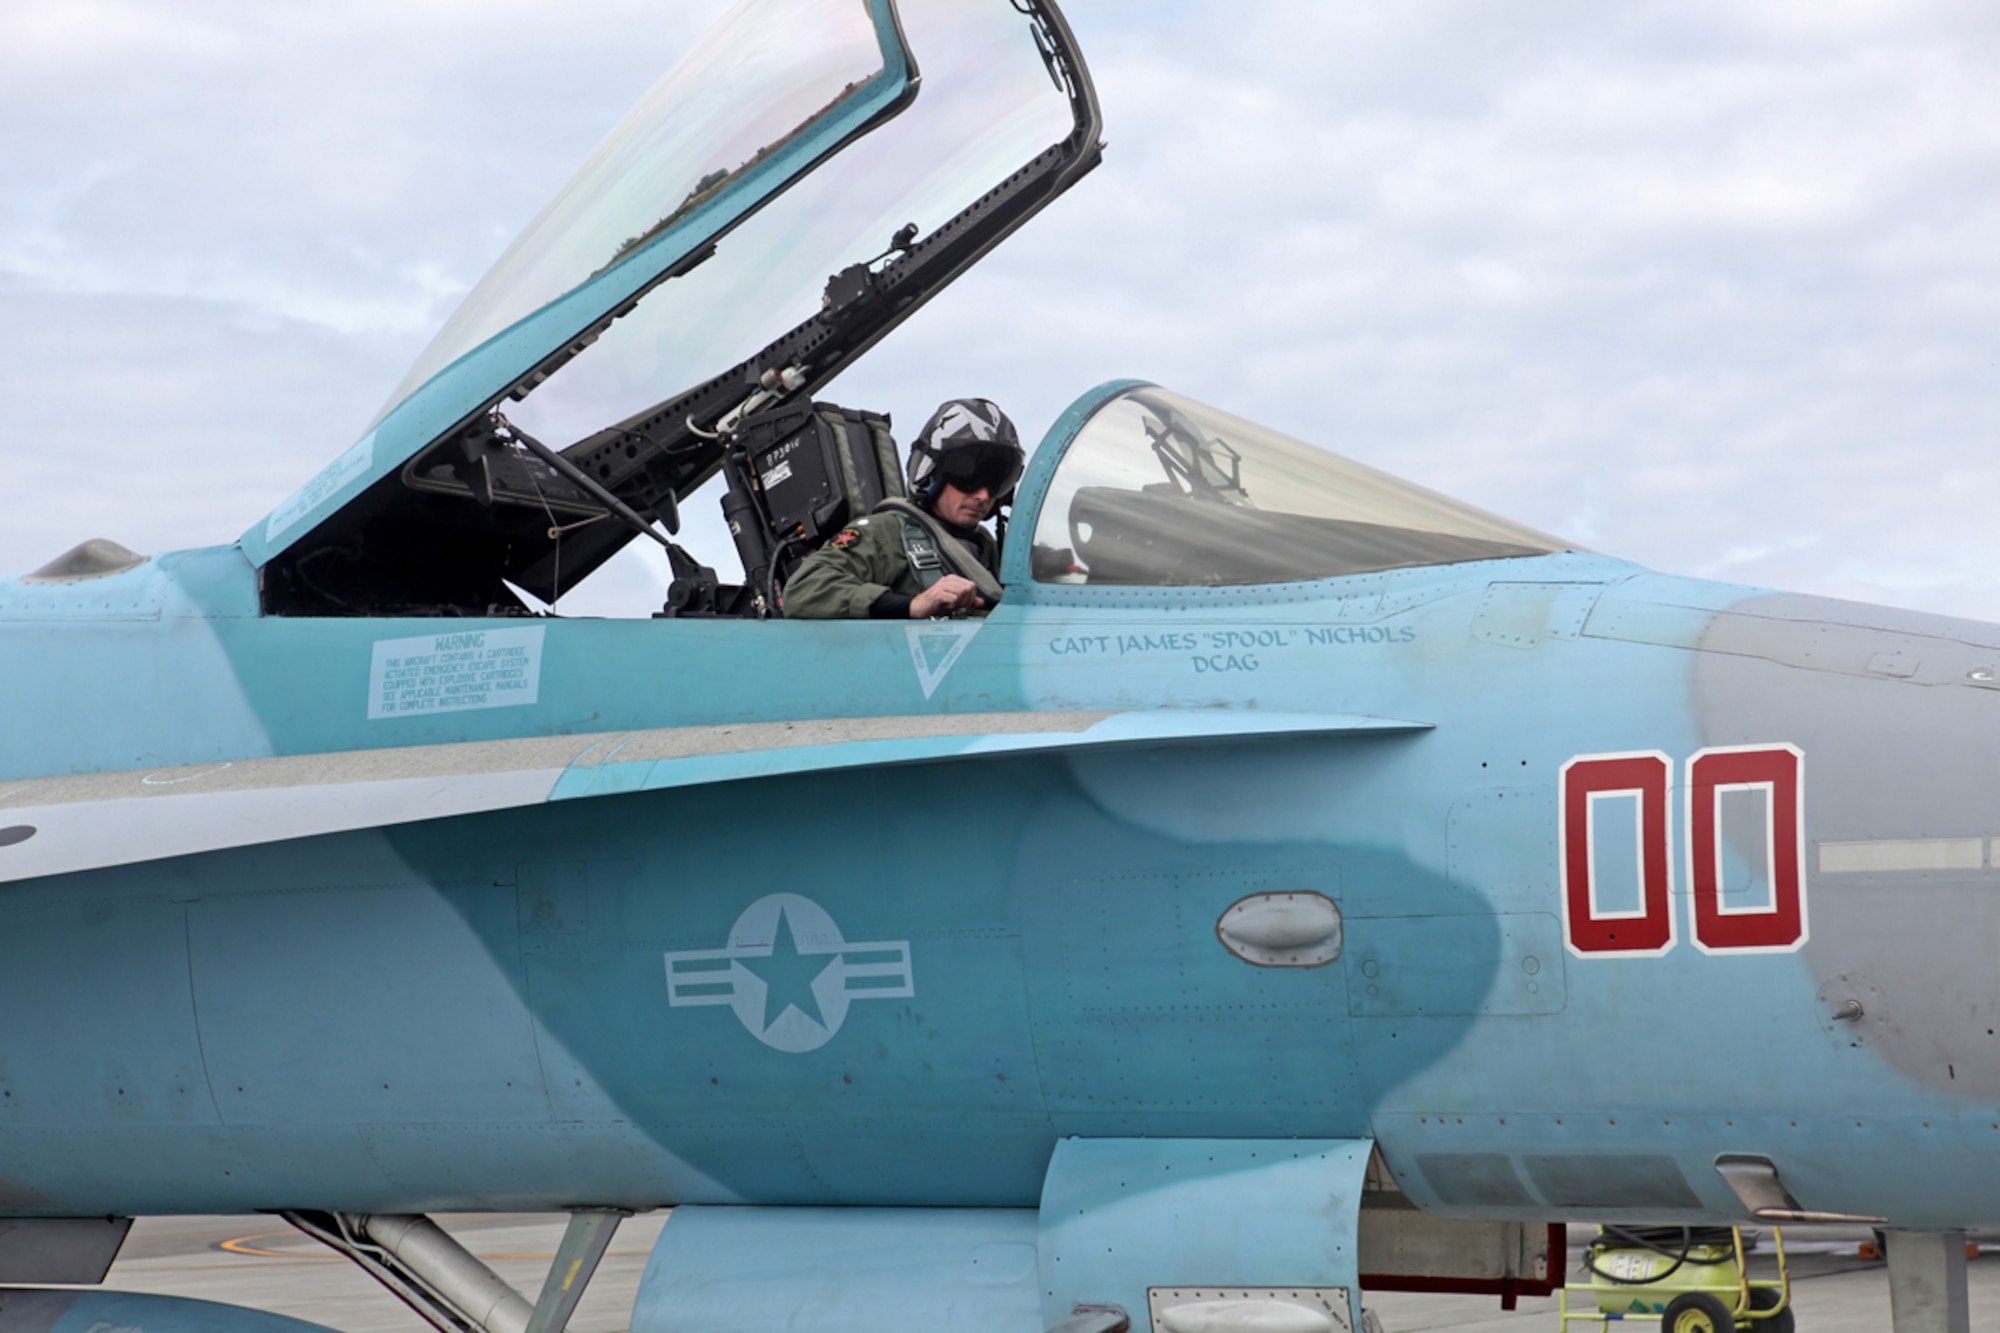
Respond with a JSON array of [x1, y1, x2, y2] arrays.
[[494, 414, 681, 549]]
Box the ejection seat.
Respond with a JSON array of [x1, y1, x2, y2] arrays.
[[704, 400, 907, 616]]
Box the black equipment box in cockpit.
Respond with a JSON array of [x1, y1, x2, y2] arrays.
[[739, 401, 904, 547]]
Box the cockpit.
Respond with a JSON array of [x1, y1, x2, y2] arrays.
[[241, 0, 1567, 619], [1027, 385, 1565, 588]]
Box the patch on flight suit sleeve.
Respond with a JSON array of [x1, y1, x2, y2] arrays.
[[832, 527, 862, 549]]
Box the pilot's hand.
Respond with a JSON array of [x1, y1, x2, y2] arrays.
[[910, 574, 985, 618]]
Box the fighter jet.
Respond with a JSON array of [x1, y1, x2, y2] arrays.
[[0, 2, 1991, 1333]]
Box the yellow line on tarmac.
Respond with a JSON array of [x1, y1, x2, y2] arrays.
[[220, 1230, 341, 1259]]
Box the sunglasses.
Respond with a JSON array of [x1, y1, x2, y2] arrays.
[[937, 443, 1023, 495]]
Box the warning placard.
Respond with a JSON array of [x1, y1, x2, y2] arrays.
[[367, 626, 546, 720]]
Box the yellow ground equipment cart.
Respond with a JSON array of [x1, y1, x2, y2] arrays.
[[1558, 1225, 1793, 1333]]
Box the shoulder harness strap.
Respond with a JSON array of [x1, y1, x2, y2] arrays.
[[875, 498, 1005, 605]]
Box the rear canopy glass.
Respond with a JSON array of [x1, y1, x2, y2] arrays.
[[1030, 386, 1568, 586], [374, 0, 893, 425], [498, 0, 1076, 455]]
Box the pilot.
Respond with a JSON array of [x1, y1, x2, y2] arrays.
[[782, 399, 1023, 619]]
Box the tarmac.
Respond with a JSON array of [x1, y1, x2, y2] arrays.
[[84, 1214, 2000, 1332]]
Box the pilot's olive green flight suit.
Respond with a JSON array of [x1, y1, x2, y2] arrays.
[[782, 498, 1002, 620]]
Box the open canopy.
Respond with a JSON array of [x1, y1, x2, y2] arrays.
[[376, 0, 911, 432], [248, 0, 1101, 616]]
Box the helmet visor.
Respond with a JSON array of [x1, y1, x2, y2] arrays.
[[937, 442, 1024, 497]]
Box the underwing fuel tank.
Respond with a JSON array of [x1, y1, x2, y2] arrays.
[[0, 1288, 341, 1333]]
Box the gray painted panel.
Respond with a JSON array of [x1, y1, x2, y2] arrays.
[[1694, 593, 2000, 1097], [1522, 1154, 1701, 1209], [0, 1217, 130, 1284], [1412, 1153, 1536, 1208]]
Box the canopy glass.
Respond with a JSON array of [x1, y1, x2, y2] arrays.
[[1030, 386, 1569, 586], [375, 0, 893, 423]]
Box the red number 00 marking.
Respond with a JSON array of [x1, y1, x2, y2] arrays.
[[1558, 751, 1676, 957], [1559, 744, 1806, 957], [1687, 744, 1807, 953]]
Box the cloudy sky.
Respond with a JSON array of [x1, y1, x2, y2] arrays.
[[5, 0, 1999, 619]]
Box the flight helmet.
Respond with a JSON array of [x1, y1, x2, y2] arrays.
[[907, 398, 1025, 504]]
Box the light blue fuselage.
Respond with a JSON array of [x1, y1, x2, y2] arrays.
[[3, 490, 1996, 1230]]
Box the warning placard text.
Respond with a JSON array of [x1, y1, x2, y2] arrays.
[[367, 626, 546, 720]]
